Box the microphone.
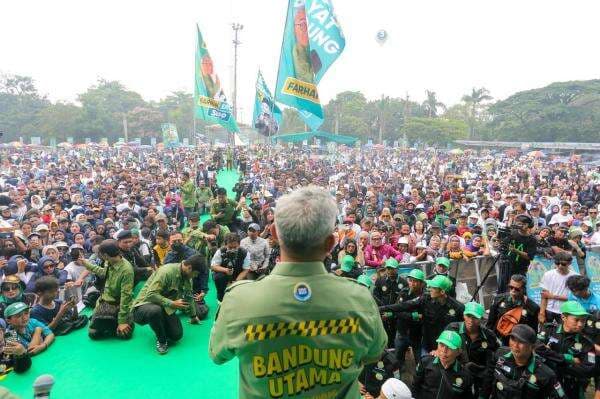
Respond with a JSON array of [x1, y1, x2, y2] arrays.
[[33, 374, 54, 398]]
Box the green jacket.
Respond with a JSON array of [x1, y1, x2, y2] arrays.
[[210, 199, 239, 226], [196, 187, 213, 204], [83, 258, 134, 325], [181, 180, 197, 208], [209, 261, 387, 399], [133, 263, 196, 317]]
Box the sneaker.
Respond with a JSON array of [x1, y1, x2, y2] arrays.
[[156, 341, 168, 355]]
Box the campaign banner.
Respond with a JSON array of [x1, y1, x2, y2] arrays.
[[67, 137, 74, 144], [84, 138, 91, 144], [586, 251, 600, 296], [275, 0, 345, 131], [30, 137, 41, 145], [527, 256, 581, 304], [253, 71, 282, 136], [161, 123, 180, 148], [182, 137, 189, 146], [194, 24, 239, 132], [49, 137, 57, 148], [150, 137, 157, 146]]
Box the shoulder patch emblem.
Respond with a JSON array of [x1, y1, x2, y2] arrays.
[[293, 282, 312, 302]]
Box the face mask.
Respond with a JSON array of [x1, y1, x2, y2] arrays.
[[171, 243, 183, 252]]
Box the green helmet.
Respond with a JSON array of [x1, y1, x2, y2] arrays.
[[384, 258, 399, 269], [357, 274, 372, 288], [560, 301, 589, 317], [436, 330, 462, 350], [435, 257, 451, 269], [464, 302, 485, 319], [407, 269, 425, 282], [340, 255, 355, 273], [426, 275, 452, 293]]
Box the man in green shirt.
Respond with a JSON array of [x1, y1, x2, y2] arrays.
[[209, 186, 387, 399], [196, 180, 213, 215], [132, 255, 204, 354], [210, 187, 240, 230], [77, 240, 135, 340], [180, 171, 197, 217]]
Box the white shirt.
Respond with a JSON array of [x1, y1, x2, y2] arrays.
[[540, 268, 578, 314], [548, 213, 573, 226]]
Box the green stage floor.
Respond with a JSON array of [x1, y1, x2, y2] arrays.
[[2, 170, 241, 398]]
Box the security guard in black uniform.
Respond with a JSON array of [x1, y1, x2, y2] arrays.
[[375, 258, 403, 347], [427, 257, 456, 298], [412, 330, 474, 399], [535, 301, 596, 399], [381, 275, 464, 355], [446, 301, 500, 398], [358, 348, 397, 398], [486, 274, 540, 345], [491, 324, 565, 399], [393, 268, 426, 370]]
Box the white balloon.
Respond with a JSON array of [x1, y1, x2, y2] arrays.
[[376, 29, 388, 45]]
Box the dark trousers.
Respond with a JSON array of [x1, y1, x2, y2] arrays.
[[394, 331, 421, 371], [133, 303, 183, 345], [213, 272, 232, 302]]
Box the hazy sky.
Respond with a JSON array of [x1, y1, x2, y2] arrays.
[[2, 0, 600, 124]]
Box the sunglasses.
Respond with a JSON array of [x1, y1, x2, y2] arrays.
[[2, 284, 20, 292]]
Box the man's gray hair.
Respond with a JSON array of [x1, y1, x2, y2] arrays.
[[274, 186, 337, 255]]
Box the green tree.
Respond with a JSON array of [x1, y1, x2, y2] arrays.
[[33, 102, 83, 143], [322, 91, 370, 136], [403, 117, 468, 145], [0, 74, 49, 140], [461, 87, 493, 139], [127, 106, 163, 138], [78, 79, 146, 140], [422, 90, 446, 118]]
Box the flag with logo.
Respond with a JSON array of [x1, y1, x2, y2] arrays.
[[252, 71, 282, 136], [275, 0, 345, 131], [194, 24, 239, 132]]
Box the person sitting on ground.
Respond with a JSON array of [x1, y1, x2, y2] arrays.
[[132, 255, 204, 354], [0, 327, 31, 374], [152, 230, 171, 267], [210, 232, 250, 302], [25, 256, 67, 293], [4, 302, 55, 356], [30, 276, 87, 336]]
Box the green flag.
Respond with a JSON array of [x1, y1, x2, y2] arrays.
[[275, 0, 345, 131], [194, 24, 239, 132]]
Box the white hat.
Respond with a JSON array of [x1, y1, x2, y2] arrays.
[[381, 378, 413, 399], [398, 237, 409, 245]]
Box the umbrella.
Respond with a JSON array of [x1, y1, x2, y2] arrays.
[[527, 150, 545, 158], [8, 141, 23, 148], [449, 148, 464, 155]]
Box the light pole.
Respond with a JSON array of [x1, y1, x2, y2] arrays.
[[232, 23, 243, 121]]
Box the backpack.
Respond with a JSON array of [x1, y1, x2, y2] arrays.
[[496, 306, 523, 337]]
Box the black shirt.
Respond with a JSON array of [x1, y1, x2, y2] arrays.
[[412, 355, 474, 399]]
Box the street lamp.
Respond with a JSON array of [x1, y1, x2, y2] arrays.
[[232, 23, 244, 120]]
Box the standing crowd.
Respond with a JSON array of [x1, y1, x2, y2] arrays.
[[0, 143, 599, 398]]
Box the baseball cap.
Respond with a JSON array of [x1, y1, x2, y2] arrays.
[[340, 255, 355, 272], [435, 257, 451, 269], [35, 224, 49, 232], [560, 301, 589, 317], [407, 269, 425, 282], [4, 302, 29, 318], [69, 244, 84, 250], [464, 302, 484, 319], [155, 213, 167, 221], [509, 324, 536, 344], [426, 275, 452, 292], [116, 229, 133, 240], [380, 378, 413, 399], [436, 330, 462, 350], [384, 258, 399, 269], [248, 223, 261, 232], [356, 274, 372, 288], [103, 218, 114, 224], [397, 237, 409, 245], [415, 241, 427, 248], [54, 241, 69, 248]]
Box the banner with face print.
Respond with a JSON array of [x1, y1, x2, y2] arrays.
[[194, 24, 239, 132], [252, 71, 282, 136], [275, 0, 345, 131]]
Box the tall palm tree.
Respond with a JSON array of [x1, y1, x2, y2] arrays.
[[461, 87, 492, 138], [422, 90, 446, 118]]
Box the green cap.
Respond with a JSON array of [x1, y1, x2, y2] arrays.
[[426, 275, 452, 292], [436, 330, 462, 350], [384, 258, 399, 269], [464, 302, 485, 319], [340, 255, 355, 272], [435, 257, 451, 269], [560, 300, 589, 316], [407, 269, 425, 282], [4, 302, 29, 318], [357, 274, 372, 288]]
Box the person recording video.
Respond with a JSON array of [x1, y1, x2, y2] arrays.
[[210, 233, 250, 302], [497, 214, 537, 293]]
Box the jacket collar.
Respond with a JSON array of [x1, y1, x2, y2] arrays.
[[272, 262, 327, 277]]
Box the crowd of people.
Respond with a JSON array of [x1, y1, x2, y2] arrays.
[[0, 143, 599, 398]]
